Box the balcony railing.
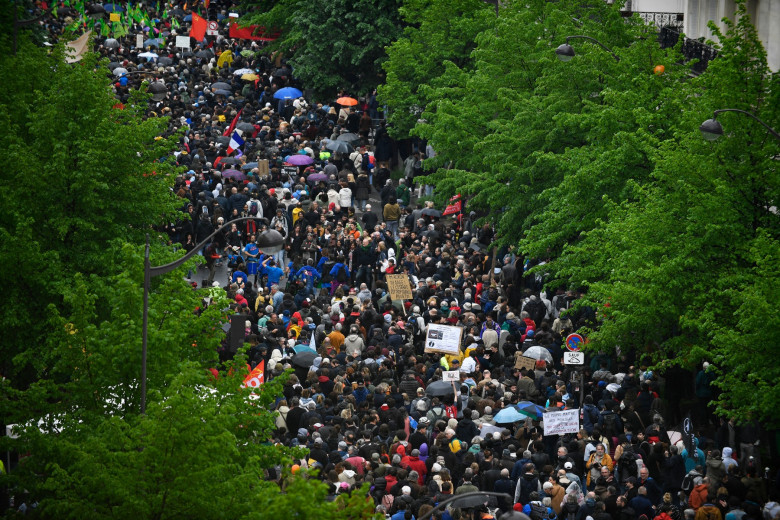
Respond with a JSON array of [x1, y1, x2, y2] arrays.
[[622, 11, 685, 31], [658, 27, 719, 75]]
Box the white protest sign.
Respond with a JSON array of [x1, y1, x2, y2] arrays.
[[176, 36, 191, 49], [423, 323, 462, 355], [543, 408, 580, 436], [136, 34, 144, 49], [442, 370, 459, 382], [563, 351, 584, 365]]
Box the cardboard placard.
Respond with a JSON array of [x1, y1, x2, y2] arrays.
[[257, 159, 270, 177], [136, 34, 144, 49], [442, 370, 459, 382], [423, 323, 462, 355], [543, 408, 580, 436], [386, 273, 413, 301], [514, 354, 537, 371], [175, 36, 191, 49]]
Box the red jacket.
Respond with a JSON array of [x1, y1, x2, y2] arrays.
[[401, 455, 427, 485]]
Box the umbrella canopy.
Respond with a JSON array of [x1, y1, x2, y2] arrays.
[[421, 208, 443, 218], [107, 61, 121, 70], [236, 122, 255, 133], [216, 136, 230, 145], [222, 169, 246, 180], [425, 380, 455, 397], [170, 7, 185, 16], [450, 494, 497, 509], [214, 89, 232, 97], [219, 157, 240, 165], [293, 344, 316, 354], [336, 132, 359, 142], [138, 51, 158, 61], [257, 229, 285, 254], [183, 14, 192, 22], [606, 383, 621, 394], [217, 50, 233, 69], [112, 67, 128, 76], [274, 87, 303, 100], [285, 154, 314, 166], [195, 49, 214, 59], [211, 81, 232, 90], [522, 346, 553, 363], [103, 38, 120, 49], [241, 50, 256, 58], [241, 162, 259, 171], [494, 406, 527, 424], [326, 140, 353, 154], [103, 3, 124, 12], [158, 56, 173, 66], [233, 68, 253, 75], [241, 73, 259, 81], [336, 96, 358, 106], [148, 81, 167, 102], [143, 38, 161, 48], [292, 351, 317, 368], [515, 401, 546, 420], [306, 172, 328, 184]]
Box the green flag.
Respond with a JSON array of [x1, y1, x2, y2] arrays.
[[101, 21, 110, 37]]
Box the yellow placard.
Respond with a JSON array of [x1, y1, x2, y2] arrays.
[[386, 273, 413, 301], [110, 12, 121, 22]]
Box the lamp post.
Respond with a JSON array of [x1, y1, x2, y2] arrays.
[[141, 216, 284, 413], [699, 109, 780, 142], [555, 35, 620, 62]]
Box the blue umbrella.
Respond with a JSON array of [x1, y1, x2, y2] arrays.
[[515, 401, 545, 420], [293, 344, 316, 354], [103, 3, 125, 12], [143, 38, 161, 48], [241, 162, 259, 171], [274, 87, 303, 100], [494, 406, 527, 424], [183, 14, 192, 22]]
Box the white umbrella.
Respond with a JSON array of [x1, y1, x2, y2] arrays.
[[113, 67, 128, 76], [138, 51, 158, 60], [522, 346, 553, 363], [233, 68, 253, 75], [606, 383, 621, 393]]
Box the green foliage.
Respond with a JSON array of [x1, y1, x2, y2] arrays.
[[240, 0, 404, 98], [379, 0, 495, 137]]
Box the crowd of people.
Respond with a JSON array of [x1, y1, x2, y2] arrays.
[[32, 2, 780, 520]]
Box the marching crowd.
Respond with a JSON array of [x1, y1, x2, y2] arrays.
[[32, 2, 780, 520]]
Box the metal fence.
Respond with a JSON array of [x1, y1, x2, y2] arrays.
[[622, 11, 685, 30], [658, 26, 719, 75]]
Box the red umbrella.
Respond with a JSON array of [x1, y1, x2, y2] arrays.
[[336, 96, 358, 106]]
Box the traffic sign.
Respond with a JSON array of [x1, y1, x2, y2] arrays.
[[564, 351, 584, 365], [565, 333, 584, 351]]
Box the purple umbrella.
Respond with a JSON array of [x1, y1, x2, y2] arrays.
[[222, 169, 247, 180], [285, 154, 314, 166], [306, 172, 328, 184]]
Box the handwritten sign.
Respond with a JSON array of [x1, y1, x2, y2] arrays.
[[442, 370, 460, 382], [386, 274, 413, 300], [543, 409, 580, 436], [423, 323, 462, 355], [514, 354, 537, 371]]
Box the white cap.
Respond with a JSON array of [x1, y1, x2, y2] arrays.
[[564, 462, 573, 470]]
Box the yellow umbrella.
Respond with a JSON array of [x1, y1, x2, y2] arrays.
[[217, 49, 234, 69], [241, 73, 259, 81]]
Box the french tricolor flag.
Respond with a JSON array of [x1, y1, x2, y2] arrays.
[[226, 130, 244, 155]]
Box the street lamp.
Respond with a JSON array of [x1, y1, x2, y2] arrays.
[[555, 35, 620, 62], [699, 109, 780, 142], [141, 216, 283, 413]]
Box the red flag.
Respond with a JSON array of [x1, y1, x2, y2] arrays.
[[204, 0, 210, 8], [243, 360, 265, 388], [229, 22, 280, 41], [189, 12, 207, 41], [442, 200, 462, 216], [222, 106, 244, 136]]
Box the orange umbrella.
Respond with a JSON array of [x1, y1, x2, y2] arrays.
[[336, 96, 358, 106]]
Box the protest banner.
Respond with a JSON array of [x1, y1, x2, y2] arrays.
[[423, 323, 462, 355], [386, 274, 413, 301], [543, 409, 580, 436]]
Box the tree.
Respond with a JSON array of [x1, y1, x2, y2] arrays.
[[557, 4, 780, 426], [239, 0, 404, 98], [379, 0, 495, 138]]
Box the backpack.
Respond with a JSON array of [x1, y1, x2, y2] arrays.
[[601, 412, 618, 437], [428, 406, 446, 423], [336, 265, 348, 283], [681, 471, 698, 493], [529, 502, 548, 520], [525, 300, 546, 326], [554, 295, 570, 315], [619, 448, 639, 480], [445, 404, 458, 419]]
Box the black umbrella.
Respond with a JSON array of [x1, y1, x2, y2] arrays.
[[257, 229, 285, 254], [421, 208, 442, 218], [214, 89, 232, 97], [170, 7, 185, 16], [425, 380, 455, 397], [216, 136, 230, 145], [211, 81, 232, 91], [450, 493, 497, 509], [182, 50, 194, 58], [149, 81, 168, 102], [107, 61, 121, 70], [337, 132, 359, 142], [236, 122, 255, 133], [196, 50, 214, 59], [219, 157, 240, 165], [158, 56, 173, 66], [292, 351, 317, 368], [326, 140, 353, 154]]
